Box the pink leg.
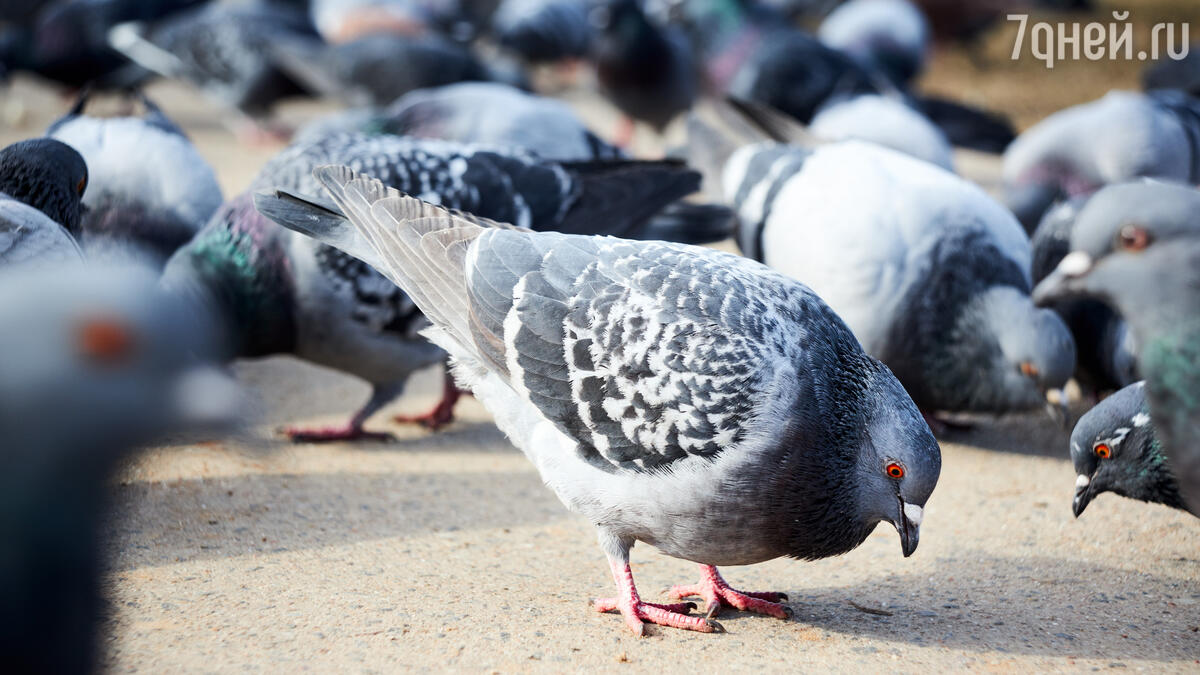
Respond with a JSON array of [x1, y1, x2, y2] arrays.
[[283, 387, 395, 443], [393, 370, 464, 430], [667, 565, 791, 620], [592, 559, 721, 635]]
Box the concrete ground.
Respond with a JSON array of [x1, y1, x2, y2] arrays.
[[2, 15, 1199, 669]]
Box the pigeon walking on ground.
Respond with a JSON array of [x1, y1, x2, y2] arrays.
[[256, 164, 941, 635], [1030, 197, 1137, 394], [1003, 90, 1200, 232], [46, 90, 223, 266], [0, 262, 238, 674], [168, 133, 719, 441], [1034, 180, 1200, 514], [1069, 381, 1194, 518], [695, 115, 1075, 421], [0, 138, 88, 265]]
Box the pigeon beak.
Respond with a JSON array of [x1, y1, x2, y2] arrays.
[[895, 501, 922, 558], [1032, 252, 1094, 306], [171, 365, 242, 427], [1072, 473, 1096, 518], [1044, 388, 1069, 428]]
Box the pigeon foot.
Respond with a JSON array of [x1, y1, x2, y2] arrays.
[[281, 424, 392, 443], [667, 565, 791, 619], [594, 561, 722, 635], [393, 371, 464, 430]]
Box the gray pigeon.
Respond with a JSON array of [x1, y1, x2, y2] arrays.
[[708, 135, 1075, 420], [0, 138, 88, 266], [817, 0, 929, 88], [1003, 89, 1200, 232], [1070, 381, 1193, 518], [809, 94, 954, 170], [168, 133, 716, 441], [0, 261, 238, 674], [46, 90, 223, 266], [256, 164, 941, 635], [1034, 180, 1200, 514], [1030, 196, 1137, 394]]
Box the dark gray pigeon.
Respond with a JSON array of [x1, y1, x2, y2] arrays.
[[817, 0, 929, 88], [703, 130, 1075, 420], [0, 138, 88, 266], [1070, 381, 1193, 518], [46, 90, 223, 267], [1030, 196, 1137, 394], [0, 262, 238, 674], [256, 164, 941, 635], [167, 133, 716, 442], [1003, 90, 1200, 232], [1034, 180, 1200, 514], [491, 0, 591, 64]]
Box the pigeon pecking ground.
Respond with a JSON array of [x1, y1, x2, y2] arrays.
[[1, 73, 1197, 672]]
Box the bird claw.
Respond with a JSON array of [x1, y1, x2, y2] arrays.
[[280, 424, 393, 443], [593, 597, 718, 634], [667, 566, 791, 620]]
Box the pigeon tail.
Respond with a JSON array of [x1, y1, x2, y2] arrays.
[[556, 159, 703, 238]]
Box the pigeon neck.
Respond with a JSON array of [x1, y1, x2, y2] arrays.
[[1138, 319, 1200, 462]]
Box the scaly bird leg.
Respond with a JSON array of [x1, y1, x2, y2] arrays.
[[393, 368, 464, 430], [592, 558, 721, 635], [667, 564, 791, 619]]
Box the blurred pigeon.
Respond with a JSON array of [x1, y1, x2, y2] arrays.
[[1143, 46, 1200, 96], [695, 115, 1074, 419], [0, 137, 88, 234], [0, 262, 238, 674], [818, 0, 929, 88], [1034, 180, 1200, 513], [1003, 90, 1200, 232], [46, 90, 223, 266], [257, 164, 941, 634], [108, 0, 319, 140], [1030, 197, 1137, 394], [492, 0, 591, 64], [590, 0, 698, 142], [268, 32, 497, 108], [1070, 381, 1193, 518], [309, 0, 446, 43], [169, 133, 716, 441], [810, 94, 953, 170]]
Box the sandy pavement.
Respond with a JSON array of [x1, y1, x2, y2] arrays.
[[1, 65, 1198, 672]]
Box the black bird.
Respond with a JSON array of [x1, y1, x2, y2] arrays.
[[0, 137, 89, 235]]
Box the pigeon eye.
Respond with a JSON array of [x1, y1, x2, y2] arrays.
[[885, 462, 905, 479], [76, 177, 86, 194], [77, 317, 135, 364], [1094, 443, 1112, 459], [1018, 361, 1039, 378], [1116, 225, 1150, 252]]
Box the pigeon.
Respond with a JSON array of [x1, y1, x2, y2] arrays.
[[108, 0, 319, 139], [1070, 381, 1194, 518], [0, 261, 238, 674], [0, 137, 89, 235], [491, 0, 592, 64], [1003, 90, 1200, 232], [267, 32, 496, 108], [589, 0, 698, 142], [817, 0, 929, 89], [1030, 197, 1137, 394], [256, 163, 941, 635], [46, 90, 223, 266], [809, 94, 954, 170], [1033, 180, 1200, 514], [168, 133, 718, 441], [694, 113, 1075, 419]]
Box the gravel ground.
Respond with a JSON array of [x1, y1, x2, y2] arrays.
[[1, 35, 1198, 671]]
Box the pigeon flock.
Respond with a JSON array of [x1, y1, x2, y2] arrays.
[[1, 0, 1198, 665]]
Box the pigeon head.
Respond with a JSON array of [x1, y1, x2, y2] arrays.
[[1033, 181, 1200, 338], [0, 138, 88, 234], [1069, 382, 1185, 517], [850, 359, 941, 558], [948, 286, 1076, 415]]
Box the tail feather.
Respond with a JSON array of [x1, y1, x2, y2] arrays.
[[634, 201, 734, 244], [557, 159, 701, 238]]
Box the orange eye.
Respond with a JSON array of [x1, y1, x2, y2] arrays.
[[885, 462, 905, 479], [76, 177, 86, 194], [1019, 362, 1040, 378], [77, 317, 134, 364], [1117, 224, 1150, 251], [1094, 443, 1112, 459]]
